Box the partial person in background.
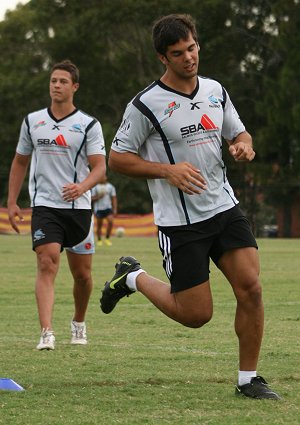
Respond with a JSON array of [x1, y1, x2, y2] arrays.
[[7, 60, 106, 350], [91, 178, 117, 246]]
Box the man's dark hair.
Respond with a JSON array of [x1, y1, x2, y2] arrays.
[[152, 14, 198, 56], [51, 60, 79, 83]]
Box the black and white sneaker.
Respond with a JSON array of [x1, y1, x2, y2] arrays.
[[235, 376, 281, 400], [100, 256, 141, 314]]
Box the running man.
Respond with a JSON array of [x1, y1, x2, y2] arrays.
[[100, 15, 280, 399]]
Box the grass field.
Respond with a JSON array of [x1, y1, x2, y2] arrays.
[[0, 234, 299, 424]]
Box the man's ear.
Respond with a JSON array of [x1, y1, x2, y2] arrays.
[[73, 83, 79, 93], [158, 53, 168, 66]]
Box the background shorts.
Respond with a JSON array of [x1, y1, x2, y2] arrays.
[[157, 205, 257, 293], [95, 208, 113, 218], [31, 206, 94, 254]]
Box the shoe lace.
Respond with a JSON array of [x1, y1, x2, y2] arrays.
[[73, 324, 86, 339], [77, 327, 85, 339], [41, 328, 53, 343], [252, 376, 268, 385]]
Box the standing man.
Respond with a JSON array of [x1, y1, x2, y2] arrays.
[[91, 178, 117, 246], [7, 60, 106, 350], [100, 15, 280, 399]]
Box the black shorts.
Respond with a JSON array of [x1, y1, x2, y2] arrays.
[[95, 208, 113, 218], [31, 206, 93, 252], [157, 206, 257, 293]]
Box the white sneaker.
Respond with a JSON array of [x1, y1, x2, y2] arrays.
[[36, 328, 55, 350], [71, 320, 87, 345]]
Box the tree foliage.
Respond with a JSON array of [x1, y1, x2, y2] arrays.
[[0, 0, 299, 230]]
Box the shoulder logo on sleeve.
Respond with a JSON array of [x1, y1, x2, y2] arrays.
[[112, 137, 123, 146], [119, 118, 131, 136]]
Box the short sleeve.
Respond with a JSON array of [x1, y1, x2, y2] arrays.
[[221, 89, 245, 140], [86, 120, 106, 156], [16, 118, 33, 156], [111, 102, 153, 154]]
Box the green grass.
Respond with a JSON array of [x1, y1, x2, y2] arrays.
[[0, 235, 299, 424]]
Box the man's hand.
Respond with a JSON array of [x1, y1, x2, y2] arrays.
[[109, 151, 206, 194], [7, 203, 24, 234], [62, 183, 85, 202], [229, 142, 256, 162], [165, 162, 207, 195]]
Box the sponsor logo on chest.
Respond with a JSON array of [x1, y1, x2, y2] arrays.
[[180, 114, 218, 138], [37, 134, 70, 148]]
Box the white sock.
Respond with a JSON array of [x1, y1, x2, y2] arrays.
[[126, 269, 145, 291], [72, 320, 85, 325], [238, 370, 257, 386]]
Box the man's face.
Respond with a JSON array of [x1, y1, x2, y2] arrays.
[[159, 32, 199, 80], [49, 69, 78, 103]]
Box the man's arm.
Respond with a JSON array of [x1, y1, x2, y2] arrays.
[[111, 195, 117, 215], [227, 131, 255, 162], [91, 186, 105, 202], [62, 154, 106, 202], [7, 153, 31, 233], [109, 150, 207, 195]]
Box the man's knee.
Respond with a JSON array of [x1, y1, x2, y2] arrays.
[[183, 309, 213, 329], [36, 251, 59, 275], [175, 281, 213, 328], [73, 271, 92, 286], [236, 277, 262, 306]]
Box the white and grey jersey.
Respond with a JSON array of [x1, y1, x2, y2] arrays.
[[91, 182, 116, 211], [16, 108, 106, 209], [112, 76, 245, 226]]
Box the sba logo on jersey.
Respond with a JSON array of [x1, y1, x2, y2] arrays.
[[181, 114, 218, 137], [37, 134, 69, 147]]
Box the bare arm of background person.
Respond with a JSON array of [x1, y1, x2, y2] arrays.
[[7, 153, 31, 233], [109, 150, 207, 195], [111, 194, 117, 215]]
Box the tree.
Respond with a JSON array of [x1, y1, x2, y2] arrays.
[[1, 0, 298, 225], [254, 0, 300, 235]]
